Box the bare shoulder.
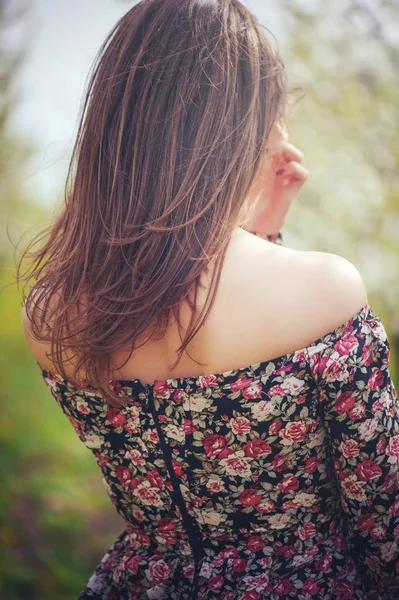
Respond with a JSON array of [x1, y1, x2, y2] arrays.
[[308, 248, 367, 306], [258, 245, 368, 354], [221, 229, 369, 360], [298, 249, 368, 336]]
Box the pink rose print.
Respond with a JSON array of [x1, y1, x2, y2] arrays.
[[153, 381, 173, 398], [302, 578, 320, 595], [280, 421, 309, 444], [183, 418, 198, 434], [145, 429, 159, 443], [147, 469, 164, 489], [259, 557, 273, 568], [273, 579, 292, 595], [354, 460, 382, 481], [269, 420, 283, 434], [364, 555, 381, 574], [208, 575, 224, 591], [356, 514, 375, 531], [276, 546, 297, 559], [116, 466, 135, 488], [203, 434, 227, 458], [68, 416, 84, 435], [218, 548, 239, 560], [106, 408, 127, 427], [370, 525, 386, 540], [132, 530, 151, 547], [268, 384, 285, 397], [244, 574, 270, 591], [95, 452, 109, 467], [127, 449, 145, 466], [380, 540, 398, 562], [230, 416, 252, 435], [207, 478, 224, 493], [358, 418, 378, 442], [171, 459, 184, 476], [314, 555, 332, 572], [335, 334, 359, 356], [372, 400, 384, 413], [341, 475, 367, 501], [304, 456, 320, 474], [332, 579, 354, 600], [297, 523, 316, 540], [239, 488, 262, 507], [77, 400, 90, 415], [320, 355, 350, 383], [272, 452, 294, 472], [197, 374, 218, 388], [368, 368, 385, 390], [257, 499, 275, 514], [232, 558, 247, 572], [243, 381, 263, 399], [363, 341, 379, 366], [336, 392, 356, 414], [277, 475, 299, 493], [282, 500, 297, 511], [193, 495, 203, 507], [172, 388, 185, 402], [148, 558, 172, 584], [386, 435, 399, 463], [126, 554, 142, 574], [183, 564, 195, 580], [219, 450, 252, 477], [340, 439, 360, 458], [132, 481, 163, 506], [348, 403, 366, 420], [377, 437, 388, 454], [383, 471, 399, 493], [241, 593, 261, 600], [156, 518, 177, 545], [242, 439, 272, 458], [230, 377, 254, 392], [247, 536, 267, 552], [389, 500, 399, 517]]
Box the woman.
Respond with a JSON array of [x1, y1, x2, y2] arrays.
[[17, 0, 399, 598]]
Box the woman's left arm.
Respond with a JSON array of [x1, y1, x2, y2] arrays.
[[239, 122, 308, 238]]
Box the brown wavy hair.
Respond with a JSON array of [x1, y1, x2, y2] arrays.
[[15, 0, 291, 405]]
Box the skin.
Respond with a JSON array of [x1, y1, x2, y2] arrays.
[[22, 123, 367, 384], [238, 121, 309, 235]]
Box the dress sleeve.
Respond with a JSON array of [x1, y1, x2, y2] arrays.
[[252, 231, 284, 246], [310, 304, 399, 598]]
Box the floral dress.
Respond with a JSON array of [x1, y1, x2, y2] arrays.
[[37, 231, 399, 600]]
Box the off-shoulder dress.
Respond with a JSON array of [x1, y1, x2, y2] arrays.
[[37, 231, 399, 599]]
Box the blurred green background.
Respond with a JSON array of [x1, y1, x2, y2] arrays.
[[0, 0, 398, 598]]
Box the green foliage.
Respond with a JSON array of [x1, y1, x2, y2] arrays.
[[0, 268, 122, 600], [280, 0, 399, 334]]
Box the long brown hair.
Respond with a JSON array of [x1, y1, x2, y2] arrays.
[[15, 0, 291, 405]]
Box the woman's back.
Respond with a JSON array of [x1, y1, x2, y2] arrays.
[[25, 231, 399, 599], [15, 0, 399, 597], [28, 227, 367, 386]]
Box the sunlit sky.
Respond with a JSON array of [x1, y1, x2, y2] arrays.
[[9, 0, 283, 206]]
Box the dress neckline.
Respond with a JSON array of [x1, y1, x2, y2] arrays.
[[36, 302, 370, 392]]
